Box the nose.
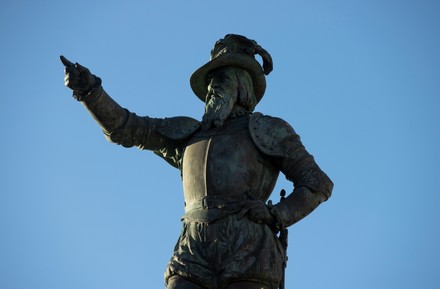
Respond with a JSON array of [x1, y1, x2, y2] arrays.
[[208, 78, 217, 89]]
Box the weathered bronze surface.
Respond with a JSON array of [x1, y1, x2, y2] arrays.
[[61, 34, 333, 289]]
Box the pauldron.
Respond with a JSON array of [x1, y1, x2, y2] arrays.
[[249, 112, 332, 198], [155, 116, 201, 140], [249, 112, 298, 157]]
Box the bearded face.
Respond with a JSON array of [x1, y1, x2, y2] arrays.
[[201, 67, 239, 131], [201, 67, 257, 131]]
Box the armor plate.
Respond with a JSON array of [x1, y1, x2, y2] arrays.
[[182, 115, 279, 210], [249, 112, 297, 157], [156, 117, 200, 140]]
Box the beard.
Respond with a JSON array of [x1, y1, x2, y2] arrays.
[[201, 88, 237, 131]]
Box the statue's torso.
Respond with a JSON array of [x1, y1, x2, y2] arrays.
[[182, 116, 279, 205]]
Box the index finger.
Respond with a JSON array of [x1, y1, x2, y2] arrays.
[[60, 55, 74, 67], [75, 62, 89, 73]]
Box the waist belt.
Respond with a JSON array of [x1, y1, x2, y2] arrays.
[[184, 196, 248, 212]]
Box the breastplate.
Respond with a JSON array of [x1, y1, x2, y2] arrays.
[[182, 116, 279, 204]]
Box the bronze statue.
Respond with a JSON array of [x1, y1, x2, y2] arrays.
[[61, 34, 333, 289]]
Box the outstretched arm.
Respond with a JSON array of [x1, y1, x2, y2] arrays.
[[61, 55, 167, 151], [60, 56, 198, 169], [61, 55, 128, 132]]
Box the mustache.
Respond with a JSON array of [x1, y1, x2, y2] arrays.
[[205, 87, 226, 102]]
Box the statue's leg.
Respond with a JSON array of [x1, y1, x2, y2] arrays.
[[166, 276, 205, 289], [225, 281, 272, 289]]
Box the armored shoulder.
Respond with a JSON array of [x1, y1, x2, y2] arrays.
[[249, 112, 298, 157], [152, 116, 200, 169], [155, 116, 201, 140]]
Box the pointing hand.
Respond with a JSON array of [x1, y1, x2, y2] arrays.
[[60, 55, 101, 95]]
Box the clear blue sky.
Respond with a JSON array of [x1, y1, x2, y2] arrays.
[[1, 1, 439, 289]]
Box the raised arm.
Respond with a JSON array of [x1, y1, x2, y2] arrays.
[[61, 55, 128, 133], [60, 56, 199, 168]]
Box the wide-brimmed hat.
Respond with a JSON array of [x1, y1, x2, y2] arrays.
[[190, 34, 273, 103]]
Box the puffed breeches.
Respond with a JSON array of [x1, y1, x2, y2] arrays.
[[164, 214, 286, 289]]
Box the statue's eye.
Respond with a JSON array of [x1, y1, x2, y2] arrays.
[[224, 75, 232, 81]]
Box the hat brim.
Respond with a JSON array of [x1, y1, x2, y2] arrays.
[[190, 53, 266, 103]]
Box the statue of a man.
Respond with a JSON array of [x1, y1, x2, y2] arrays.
[[61, 34, 333, 289]]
